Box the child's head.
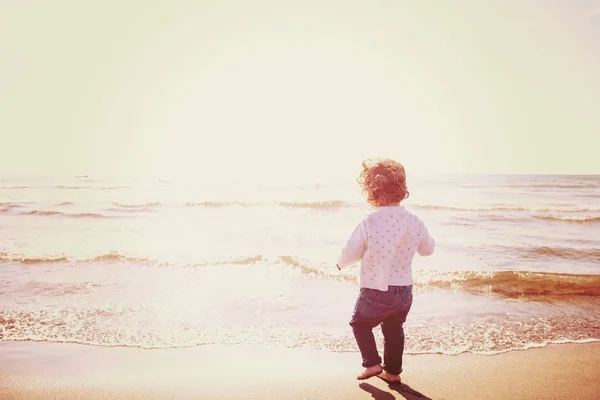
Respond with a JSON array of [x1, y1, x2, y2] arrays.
[[357, 159, 410, 207]]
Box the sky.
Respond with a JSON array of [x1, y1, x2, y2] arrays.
[[1, 0, 599, 183]]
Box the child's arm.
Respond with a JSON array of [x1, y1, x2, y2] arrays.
[[337, 221, 367, 269], [417, 222, 435, 256]]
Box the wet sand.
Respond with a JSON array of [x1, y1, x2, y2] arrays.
[[1, 341, 599, 399]]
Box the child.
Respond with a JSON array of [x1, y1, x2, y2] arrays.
[[337, 159, 435, 383]]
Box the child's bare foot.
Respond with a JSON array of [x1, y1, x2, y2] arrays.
[[378, 370, 401, 384], [356, 365, 383, 380]]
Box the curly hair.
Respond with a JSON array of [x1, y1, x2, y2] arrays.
[[357, 159, 410, 207]]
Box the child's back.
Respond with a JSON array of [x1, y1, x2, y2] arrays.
[[338, 205, 434, 291], [336, 158, 435, 382]]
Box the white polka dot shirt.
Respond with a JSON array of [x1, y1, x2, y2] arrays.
[[337, 205, 435, 291]]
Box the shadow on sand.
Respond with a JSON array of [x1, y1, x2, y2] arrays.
[[359, 378, 432, 400]]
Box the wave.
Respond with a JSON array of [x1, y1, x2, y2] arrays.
[[100, 186, 131, 190], [2, 185, 129, 191], [23, 210, 114, 219], [276, 256, 360, 282], [56, 185, 92, 190], [455, 180, 600, 190], [2, 334, 598, 356], [464, 181, 600, 190], [410, 204, 600, 213], [186, 255, 267, 267], [216, 255, 265, 265], [277, 200, 349, 210], [83, 253, 265, 268], [112, 202, 163, 209], [577, 193, 600, 199], [533, 215, 600, 224], [528, 183, 600, 189], [0, 185, 30, 189], [276, 256, 600, 299], [2, 308, 599, 355], [422, 270, 600, 298], [0, 202, 28, 214], [0, 251, 265, 268], [517, 246, 600, 261], [0, 202, 27, 208], [452, 213, 600, 225], [4, 248, 599, 300], [0, 253, 69, 264], [411, 204, 492, 212], [0, 251, 166, 266], [80, 251, 167, 266], [23, 210, 62, 216], [183, 200, 351, 210], [185, 201, 255, 208], [450, 214, 526, 224]]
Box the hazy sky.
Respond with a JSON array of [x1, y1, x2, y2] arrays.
[[1, 0, 599, 182]]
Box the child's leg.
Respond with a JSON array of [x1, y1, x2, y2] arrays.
[[381, 311, 407, 374], [350, 321, 381, 368], [349, 289, 395, 369], [381, 289, 413, 375]]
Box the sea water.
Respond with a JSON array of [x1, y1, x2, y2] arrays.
[[1, 174, 599, 354]]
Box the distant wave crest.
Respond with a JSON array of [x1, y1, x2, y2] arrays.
[[458, 214, 600, 225], [186, 201, 254, 207], [411, 204, 600, 213], [183, 200, 350, 210], [278, 200, 349, 210], [0, 253, 69, 264], [187, 255, 267, 267], [0, 202, 28, 214], [23, 210, 113, 219], [216, 255, 265, 265], [0, 251, 266, 268], [56, 185, 92, 190], [529, 183, 600, 189], [112, 202, 163, 209], [0, 251, 167, 266], [100, 186, 131, 190], [412, 203, 600, 225], [0, 202, 27, 208], [533, 215, 600, 223], [80, 251, 166, 265]]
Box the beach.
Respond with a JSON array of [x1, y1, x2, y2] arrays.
[[3, 0, 600, 397], [1, 341, 600, 399]]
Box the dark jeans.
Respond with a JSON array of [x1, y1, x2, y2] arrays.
[[349, 285, 413, 375]]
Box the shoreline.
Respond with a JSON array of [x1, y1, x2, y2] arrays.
[[1, 336, 599, 355], [1, 341, 600, 399]]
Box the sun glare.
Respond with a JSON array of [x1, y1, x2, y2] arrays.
[[1, 1, 598, 179]]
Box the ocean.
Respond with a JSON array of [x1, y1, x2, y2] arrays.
[[1, 174, 599, 355]]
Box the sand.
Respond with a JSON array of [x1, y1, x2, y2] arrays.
[[1, 341, 599, 400]]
